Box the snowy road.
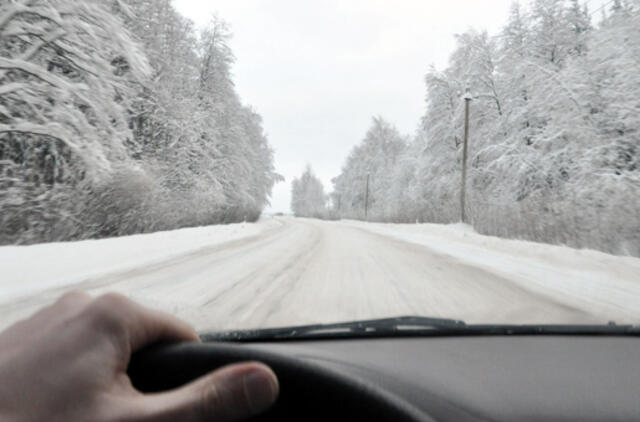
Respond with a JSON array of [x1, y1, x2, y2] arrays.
[[2, 218, 639, 332]]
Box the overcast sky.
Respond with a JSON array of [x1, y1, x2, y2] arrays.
[[172, 0, 606, 213]]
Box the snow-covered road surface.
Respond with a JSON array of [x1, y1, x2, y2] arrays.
[[1, 217, 639, 332]]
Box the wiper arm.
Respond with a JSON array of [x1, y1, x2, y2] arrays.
[[200, 317, 640, 342], [201, 316, 466, 342]]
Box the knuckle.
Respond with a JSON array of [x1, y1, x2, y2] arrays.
[[60, 290, 89, 300], [86, 293, 130, 335], [97, 292, 129, 306], [57, 290, 90, 306], [93, 293, 130, 313]]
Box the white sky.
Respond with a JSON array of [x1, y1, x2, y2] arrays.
[[172, 0, 608, 213]]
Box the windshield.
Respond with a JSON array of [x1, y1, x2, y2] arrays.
[[0, 0, 638, 335]]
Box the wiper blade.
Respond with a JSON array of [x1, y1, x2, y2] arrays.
[[465, 323, 640, 336], [200, 316, 640, 342], [201, 316, 466, 342]]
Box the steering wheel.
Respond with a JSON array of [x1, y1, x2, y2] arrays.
[[128, 341, 424, 421]]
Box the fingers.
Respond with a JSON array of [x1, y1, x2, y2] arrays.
[[0, 291, 92, 338], [134, 362, 279, 422], [8, 292, 198, 355], [129, 305, 200, 350], [54, 290, 93, 311], [83, 293, 199, 354], [34, 290, 93, 322]]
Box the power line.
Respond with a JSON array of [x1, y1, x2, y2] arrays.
[[574, 0, 615, 17], [589, 0, 616, 18]]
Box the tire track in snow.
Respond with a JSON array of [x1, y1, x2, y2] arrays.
[[0, 218, 607, 332]]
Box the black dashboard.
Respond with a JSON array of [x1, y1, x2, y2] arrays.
[[129, 335, 640, 421]]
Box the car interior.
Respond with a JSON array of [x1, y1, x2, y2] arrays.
[[129, 319, 640, 421]]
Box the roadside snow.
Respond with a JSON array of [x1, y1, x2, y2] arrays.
[[2, 217, 638, 330], [0, 218, 282, 303], [341, 220, 640, 320]]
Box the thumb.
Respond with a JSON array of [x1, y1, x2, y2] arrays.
[[136, 362, 279, 422]]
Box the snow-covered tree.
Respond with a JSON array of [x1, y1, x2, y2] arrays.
[[0, 0, 148, 175], [0, 0, 150, 242], [291, 166, 326, 218], [332, 117, 407, 220], [328, 0, 640, 255], [1, 0, 281, 244]]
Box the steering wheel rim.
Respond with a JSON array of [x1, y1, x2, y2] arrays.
[[128, 341, 426, 421]]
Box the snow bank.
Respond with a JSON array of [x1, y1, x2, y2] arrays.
[[341, 220, 640, 321], [0, 218, 282, 303]]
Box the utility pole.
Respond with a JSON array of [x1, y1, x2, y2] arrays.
[[460, 87, 472, 224], [364, 172, 370, 219]]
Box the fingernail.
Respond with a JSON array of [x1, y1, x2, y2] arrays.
[[243, 369, 279, 413]]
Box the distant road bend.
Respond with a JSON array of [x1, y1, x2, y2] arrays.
[[1, 218, 612, 332]]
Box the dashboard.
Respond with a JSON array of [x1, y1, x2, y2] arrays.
[[129, 335, 640, 421]]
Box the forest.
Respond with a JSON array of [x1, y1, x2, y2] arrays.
[[0, 0, 281, 244], [292, 0, 640, 256]]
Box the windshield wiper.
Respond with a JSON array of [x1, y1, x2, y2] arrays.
[[201, 316, 464, 341], [200, 316, 640, 342]]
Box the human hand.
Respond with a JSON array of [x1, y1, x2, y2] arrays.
[[0, 292, 279, 422]]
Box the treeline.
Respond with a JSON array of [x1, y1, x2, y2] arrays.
[[0, 0, 281, 245], [291, 165, 327, 219], [324, 0, 639, 256]]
